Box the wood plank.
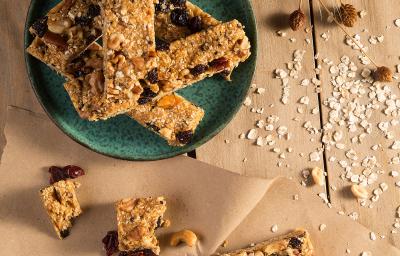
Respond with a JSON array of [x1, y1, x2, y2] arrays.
[[197, 0, 325, 181], [311, 0, 400, 247]]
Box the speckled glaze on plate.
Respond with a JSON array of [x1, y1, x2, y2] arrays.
[[24, 0, 257, 161]]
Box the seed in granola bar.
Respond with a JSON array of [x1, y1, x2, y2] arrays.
[[190, 64, 208, 76], [288, 237, 302, 249], [102, 231, 119, 256], [63, 165, 85, 179], [146, 68, 159, 84], [48, 166, 69, 185], [88, 4, 101, 18], [155, 38, 170, 51], [31, 16, 48, 38], [209, 57, 230, 72], [171, 9, 189, 26], [170, 0, 186, 7], [176, 130, 194, 144], [146, 123, 160, 132], [75, 16, 91, 26], [188, 16, 202, 33]]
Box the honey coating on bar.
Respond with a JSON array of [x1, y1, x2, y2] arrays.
[[218, 229, 314, 256], [157, 20, 251, 97], [27, 0, 102, 74], [39, 180, 82, 240], [115, 197, 167, 255]]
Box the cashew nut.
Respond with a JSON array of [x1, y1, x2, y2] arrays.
[[351, 184, 369, 199], [170, 230, 198, 247], [311, 167, 325, 186], [107, 33, 125, 50]]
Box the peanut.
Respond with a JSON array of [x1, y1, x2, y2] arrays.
[[157, 95, 182, 109], [311, 167, 325, 186], [351, 184, 369, 199], [170, 230, 198, 247]]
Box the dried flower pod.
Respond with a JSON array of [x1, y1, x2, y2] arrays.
[[289, 9, 306, 31], [373, 66, 393, 82], [339, 3, 357, 27]]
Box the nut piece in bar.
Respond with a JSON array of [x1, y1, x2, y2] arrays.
[[116, 197, 167, 255], [39, 180, 82, 239], [101, 0, 157, 118], [157, 19, 251, 96], [155, 1, 220, 43], [218, 229, 314, 256], [27, 0, 102, 75]]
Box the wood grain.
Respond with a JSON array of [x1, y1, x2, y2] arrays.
[[311, 0, 400, 247]]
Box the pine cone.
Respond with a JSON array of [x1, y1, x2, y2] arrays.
[[289, 9, 306, 31], [373, 66, 393, 82], [339, 3, 357, 27]]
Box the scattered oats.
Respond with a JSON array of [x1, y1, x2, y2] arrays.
[[318, 193, 329, 204], [247, 129, 258, 140], [243, 96, 252, 106], [250, 108, 256, 113], [312, 77, 321, 85], [265, 124, 274, 131], [396, 181, 400, 187], [299, 96, 310, 105], [391, 141, 400, 150], [289, 38, 296, 43], [297, 107, 304, 113], [287, 147, 293, 153], [293, 194, 299, 200], [256, 108, 264, 114], [271, 224, 278, 233], [395, 19, 400, 27], [305, 38, 311, 44], [391, 171, 399, 177], [309, 151, 320, 162], [319, 224, 327, 231], [380, 182, 389, 191], [338, 211, 345, 215], [377, 35, 384, 43], [370, 232, 377, 241], [256, 137, 264, 147], [348, 211, 359, 221], [250, 83, 257, 88], [358, 10, 367, 18], [276, 30, 287, 37], [277, 126, 288, 135], [346, 249, 351, 254], [256, 88, 265, 94], [239, 133, 246, 139], [242, 157, 248, 162], [224, 139, 230, 144], [279, 153, 286, 159], [272, 148, 281, 153], [301, 79, 310, 86], [361, 252, 372, 256], [321, 32, 329, 41]]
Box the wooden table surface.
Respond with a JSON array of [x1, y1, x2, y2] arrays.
[[1, 0, 400, 249]]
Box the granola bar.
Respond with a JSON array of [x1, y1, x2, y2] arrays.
[[219, 229, 314, 256], [157, 19, 251, 96], [27, 0, 102, 75], [101, 0, 158, 118], [116, 197, 167, 255], [39, 180, 82, 239], [155, 1, 220, 43]]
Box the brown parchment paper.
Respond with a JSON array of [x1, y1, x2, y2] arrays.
[[0, 106, 399, 256]]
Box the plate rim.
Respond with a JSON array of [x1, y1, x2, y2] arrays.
[[23, 0, 258, 161]]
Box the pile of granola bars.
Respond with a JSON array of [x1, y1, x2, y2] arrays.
[[26, 0, 251, 146]]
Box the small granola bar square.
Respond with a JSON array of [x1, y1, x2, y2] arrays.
[[116, 197, 167, 255], [219, 229, 314, 256], [39, 180, 82, 239]]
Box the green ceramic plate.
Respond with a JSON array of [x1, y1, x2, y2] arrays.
[[24, 0, 257, 160]]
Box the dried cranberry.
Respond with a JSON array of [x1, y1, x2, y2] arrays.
[[138, 88, 157, 105], [102, 231, 119, 256], [75, 16, 91, 26], [209, 57, 229, 72], [87, 34, 97, 43], [176, 130, 193, 144], [88, 4, 101, 18], [220, 69, 231, 78], [146, 68, 159, 84], [190, 64, 207, 76], [59, 228, 71, 239], [170, 0, 186, 7], [119, 249, 156, 256], [31, 16, 48, 38], [155, 38, 170, 51], [63, 165, 85, 179], [155, 0, 170, 13], [188, 16, 202, 33], [170, 9, 189, 26], [48, 166, 69, 184], [288, 237, 302, 249]]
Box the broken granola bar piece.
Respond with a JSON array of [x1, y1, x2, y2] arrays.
[[39, 180, 82, 239], [219, 229, 314, 256], [27, 0, 102, 75], [101, 0, 157, 119], [116, 197, 167, 255], [157, 19, 251, 96]]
